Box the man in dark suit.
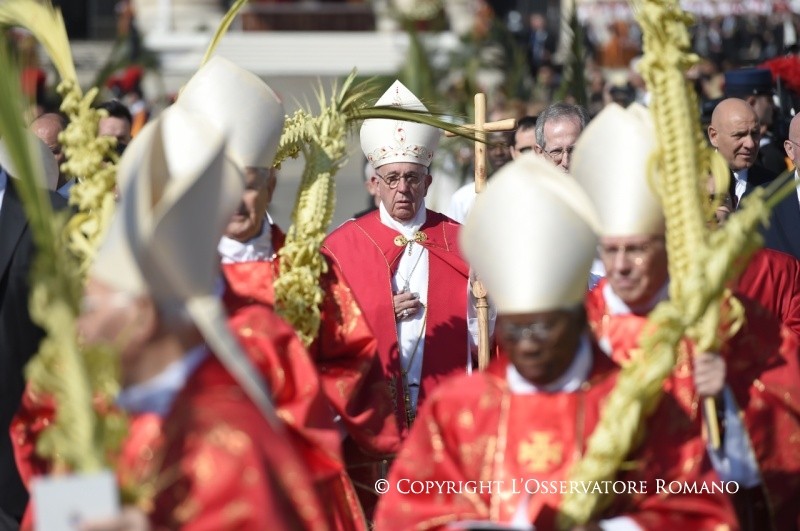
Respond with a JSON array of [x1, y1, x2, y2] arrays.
[[761, 113, 800, 259], [0, 137, 66, 529], [724, 67, 789, 175], [708, 97, 777, 208]]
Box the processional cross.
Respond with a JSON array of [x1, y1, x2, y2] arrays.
[[446, 94, 516, 370]]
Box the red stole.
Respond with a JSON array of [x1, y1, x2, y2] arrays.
[[323, 209, 470, 434]]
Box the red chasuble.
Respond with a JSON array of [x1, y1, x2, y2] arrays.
[[11, 304, 357, 530], [323, 209, 472, 520], [374, 348, 738, 530], [323, 209, 471, 436], [586, 278, 800, 529], [734, 248, 800, 337], [221, 223, 398, 458], [115, 354, 328, 531]]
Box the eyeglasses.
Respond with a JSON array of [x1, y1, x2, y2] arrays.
[[376, 170, 426, 189], [544, 145, 575, 163], [499, 310, 578, 343], [598, 238, 664, 263]]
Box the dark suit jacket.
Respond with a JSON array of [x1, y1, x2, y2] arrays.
[[760, 170, 800, 260], [757, 140, 790, 176], [741, 163, 778, 197], [0, 178, 66, 528]]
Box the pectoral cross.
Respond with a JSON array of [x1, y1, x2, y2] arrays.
[[446, 94, 517, 370]]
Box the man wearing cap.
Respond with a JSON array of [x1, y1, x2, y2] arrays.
[[174, 56, 380, 529], [72, 104, 327, 529], [724, 67, 787, 175], [708, 98, 777, 208], [576, 103, 800, 530], [374, 154, 736, 530], [0, 133, 65, 529], [323, 80, 481, 517], [532, 102, 588, 173]]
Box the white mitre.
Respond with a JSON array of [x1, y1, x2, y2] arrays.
[[360, 80, 441, 169], [461, 154, 601, 314], [571, 103, 664, 237], [0, 132, 59, 190], [176, 55, 286, 169], [91, 104, 279, 423]]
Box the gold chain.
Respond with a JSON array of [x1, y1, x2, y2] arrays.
[[400, 304, 427, 428]]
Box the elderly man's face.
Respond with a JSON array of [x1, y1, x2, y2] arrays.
[[534, 117, 582, 172], [372, 162, 431, 222], [30, 114, 65, 166], [225, 167, 275, 242], [708, 104, 761, 171], [599, 234, 668, 310], [497, 308, 585, 385]]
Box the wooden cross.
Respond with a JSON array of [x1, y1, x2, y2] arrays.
[[446, 93, 516, 370], [444, 94, 517, 194]]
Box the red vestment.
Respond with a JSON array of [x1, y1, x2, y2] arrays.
[[323, 209, 472, 518], [374, 348, 738, 530], [116, 354, 327, 531], [12, 303, 354, 530], [586, 279, 800, 529], [734, 248, 800, 337], [221, 224, 398, 457], [323, 210, 471, 434]]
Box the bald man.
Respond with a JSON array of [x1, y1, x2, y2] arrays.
[[707, 98, 777, 207], [29, 113, 68, 193], [759, 114, 800, 259]]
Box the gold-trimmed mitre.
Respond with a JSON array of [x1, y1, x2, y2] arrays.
[[360, 80, 441, 169], [461, 154, 601, 314], [571, 103, 664, 237], [176, 55, 286, 170]]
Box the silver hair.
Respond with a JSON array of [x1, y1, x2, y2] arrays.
[[534, 103, 589, 149]]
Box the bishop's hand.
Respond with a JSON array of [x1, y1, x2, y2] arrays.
[[394, 289, 422, 321]]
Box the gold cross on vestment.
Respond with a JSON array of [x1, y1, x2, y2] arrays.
[[518, 432, 564, 473]]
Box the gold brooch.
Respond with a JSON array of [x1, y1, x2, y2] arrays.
[[394, 232, 427, 247]]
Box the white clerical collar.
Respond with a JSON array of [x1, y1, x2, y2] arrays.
[[217, 212, 274, 264], [116, 345, 208, 417], [604, 280, 669, 316], [379, 200, 426, 238], [506, 334, 592, 394]]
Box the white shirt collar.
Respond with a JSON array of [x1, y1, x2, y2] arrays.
[[217, 213, 274, 264], [56, 179, 75, 199], [603, 280, 669, 315], [378, 200, 426, 237], [732, 168, 748, 183], [506, 334, 592, 394], [116, 345, 208, 417]]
